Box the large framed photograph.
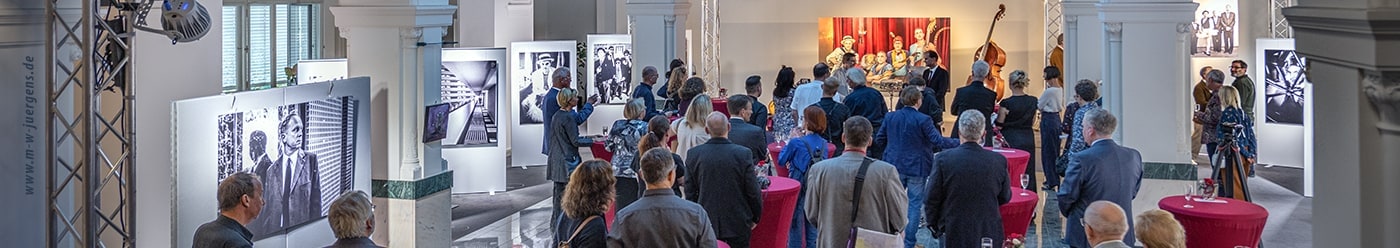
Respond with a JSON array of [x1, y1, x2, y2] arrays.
[[1255, 41, 1309, 125], [176, 78, 371, 247], [1191, 0, 1240, 57], [586, 34, 633, 105], [442, 48, 505, 147], [511, 41, 577, 125], [817, 17, 952, 77]]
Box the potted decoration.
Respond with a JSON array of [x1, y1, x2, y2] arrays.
[[1004, 233, 1026, 248]]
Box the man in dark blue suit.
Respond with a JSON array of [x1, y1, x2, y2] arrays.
[[876, 87, 960, 247], [726, 95, 769, 165], [950, 61, 997, 141], [686, 112, 763, 248], [841, 68, 889, 159], [632, 66, 664, 121], [542, 68, 595, 155], [923, 110, 1010, 248], [1058, 108, 1142, 248]]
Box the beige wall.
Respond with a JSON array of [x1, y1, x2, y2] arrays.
[[716, 0, 1049, 104]]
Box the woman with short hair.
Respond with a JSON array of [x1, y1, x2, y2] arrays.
[[776, 106, 830, 248], [554, 160, 615, 248], [607, 99, 649, 210], [1134, 209, 1186, 248], [547, 88, 594, 232]]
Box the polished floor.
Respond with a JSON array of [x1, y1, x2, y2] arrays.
[[450, 139, 1311, 248]]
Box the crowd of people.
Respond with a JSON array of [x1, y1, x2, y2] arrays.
[[192, 54, 1261, 248]]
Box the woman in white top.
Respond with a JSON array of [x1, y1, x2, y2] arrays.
[[1038, 66, 1067, 190], [671, 94, 714, 158]]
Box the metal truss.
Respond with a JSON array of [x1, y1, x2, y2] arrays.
[[1269, 0, 1295, 38], [699, 0, 720, 93], [1045, 0, 1063, 62], [46, 0, 148, 247]]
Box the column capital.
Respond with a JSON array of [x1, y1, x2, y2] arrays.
[[1105, 22, 1123, 41], [1363, 70, 1400, 134], [1177, 22, 1193, 34], [626, 0, 691, 17]]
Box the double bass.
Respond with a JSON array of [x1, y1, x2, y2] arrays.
[[972, 4, 1009, 99]]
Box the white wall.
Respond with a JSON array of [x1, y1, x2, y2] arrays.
[[716, 0, 1048, 104], [133, 1, 224, 247]]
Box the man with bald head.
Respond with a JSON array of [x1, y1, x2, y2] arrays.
[[685, 112, 763, 248], [1083, 201, 1132, 248]]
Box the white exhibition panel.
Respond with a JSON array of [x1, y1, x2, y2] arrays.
[[509, 40, 577, 167], [584, 34, 633, 136], [297, 59, 348, 84], [172, 78, 372, 247], [1255, 38, 1313, 196], [0, 6, 46, 246], [441, 47, 509, 194]]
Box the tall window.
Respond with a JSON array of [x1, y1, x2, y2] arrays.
[[222, 3, 321, 93]]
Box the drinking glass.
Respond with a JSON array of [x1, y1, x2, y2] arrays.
[[981, 237, 994, 248], [1020, 174, 1031, 196], [1183, 185, 1196, 209]]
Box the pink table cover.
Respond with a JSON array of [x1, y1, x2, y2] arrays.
[[1159, 195, 1268, 248], [749, 176, 800, 248], [986, 147, 1031, 188], [998, 188, 1039, 237]]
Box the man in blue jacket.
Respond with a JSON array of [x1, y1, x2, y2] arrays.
[[1058, 108, 1142, 248], [875, 86, 960, 248], [542, 68, 596, 155], [632, 66, 663, 121]]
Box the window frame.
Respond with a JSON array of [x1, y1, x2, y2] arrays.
[[223, 0, 324, 93]]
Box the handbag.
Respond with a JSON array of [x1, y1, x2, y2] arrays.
[[559, 215, 601, 248]]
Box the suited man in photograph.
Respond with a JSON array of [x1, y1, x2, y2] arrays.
[[924, 50, 951, 115], [924, 110, 1011, 248], [248, 130, 284, 236], [949, 61, 997, 141], [279, 112, 322, 227], [727, 94, 769, 165], [1218, 5, 1237, 54], [685, 112, 763, 248], [1058, 108, 1143, 248]]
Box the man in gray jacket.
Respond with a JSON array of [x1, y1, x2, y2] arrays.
[[804, 116, 908, 248], [608, 148, 718, 248]]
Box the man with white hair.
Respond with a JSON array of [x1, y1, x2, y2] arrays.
[[842, 68, 890, 159], [323, 190, 384, 248], [1083, 201, 1132, 248], [923, 110, 1011, 248], [541, 67, 597, 155], [1058, 108, 1142, 248], [949, 61, 997, 141]]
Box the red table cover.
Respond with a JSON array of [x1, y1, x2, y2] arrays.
[[590, 140, 613, 162], [766, 142, 838, 178], [986, 147, 1031, 189], [998, 188, 1039, 237], [1158, 195, 1269, 248], [750, 176, 800, 248], [718, 240, 731, 248], [713, 99, 730, 116]]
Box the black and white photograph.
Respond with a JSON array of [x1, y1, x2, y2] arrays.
[[1263, 49, 1307, 125], [215, 96, 360, 239], [441, 60, 501, 147], [1191, 0, 1239, 57], [515, 51, 571, 124], [588, 43, 633, 104]]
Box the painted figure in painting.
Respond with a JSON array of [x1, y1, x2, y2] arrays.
[[826, 35, 858, 69]]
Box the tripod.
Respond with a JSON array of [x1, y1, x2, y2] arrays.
[[1211, 123, 1252, 202]]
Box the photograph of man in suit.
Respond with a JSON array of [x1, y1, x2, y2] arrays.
[[248, 130, 285, 237], [278, 109, 322, 227], [1217, 4, 1237, 54]]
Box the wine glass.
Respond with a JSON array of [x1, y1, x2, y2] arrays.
[[1020, 174, 1031, 196], [981, 237, 994, 248], [1183, 185, 1196, 209]]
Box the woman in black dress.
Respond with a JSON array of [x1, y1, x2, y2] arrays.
[[996, 70, 1040, 191]]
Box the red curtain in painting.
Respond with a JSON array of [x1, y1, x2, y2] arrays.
[[827, 17, 950, 69]]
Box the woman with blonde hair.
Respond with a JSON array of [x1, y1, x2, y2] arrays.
[[553, 160, 615, 248], [607, 99, 649, 210], [1214, 85, 1256, 201], [547, 88, 595, 236], [996, 70, 1041, 191], [671, 94, 714, 158], [1134, 209, 1186, 248]]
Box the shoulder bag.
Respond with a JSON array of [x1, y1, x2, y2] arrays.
[[559, 215, 601, 248]]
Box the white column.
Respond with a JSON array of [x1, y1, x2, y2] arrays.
[[627, 0, 690, 87], [330, 3, 456, 247], [1062, 0, 1104, 101], [1095, 1, 1197, 164], [1285, 1, 1400, 246]]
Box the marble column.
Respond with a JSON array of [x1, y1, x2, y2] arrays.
[[1285, 2, 1400, 246], [627, 0, 690, 92], [1095, 1, 1198, 165], [330, 2, 456, 247]]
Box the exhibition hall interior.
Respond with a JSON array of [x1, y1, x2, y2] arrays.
[[5, 0, 1399, 247]]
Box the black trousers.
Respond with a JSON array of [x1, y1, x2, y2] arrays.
[[719, 233, 752, 248], [614, 176, 641, 211], [1004, 128, 1037, 191], [552, 181, 566, 232], [1040, 112, 1064, 188]]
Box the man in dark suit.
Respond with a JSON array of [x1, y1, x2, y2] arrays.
[[924, 110, 1011, 248], [278, 114, 321, 227], [897, 76, 946, 127], [542, 68, 596, 155], [950, 61, 997, 141], [743, 76, 771, 129], [193, 172, 262, 248], [924, 50, 951, 114], [878, 87, 961, 247], [1058, 108, 1143, 248], [247, 131, 284, 237], [727, 95, 769, 164], [841, 68, 890, 159], [815, 79, 851, 151], [686, 112, 763, 248], [633, 66, 664, 121]]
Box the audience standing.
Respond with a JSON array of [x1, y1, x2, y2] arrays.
[[1058, 108, 1142, 248], [548, 88, 595, 231], [815, 78, 853, 151], [678, 74, 707, 117], [950, 61, 997, 142], [997, 70, 1040, 191], [896, 75, 945, 126], [923, 51, 952, 117], [672, 94, 715, 159], [193, 172, 262, 248], [842, 68, 890, 159], [685, 112, 764, 248], [1196, 70, 1226, 159], [1134, 209, 1186, 248], [1230, 60, 1255, 118], [1065, 80, 1103, 159], [1082, 201, 1133, 248], [743, 75, 771, 129], [1191, 66, 1214, 158], [924, 110, 1012, 248], [607, 99, 649, 210], [634, 116, 687, 196], [776, 106, 831, 248], [542, 68, 596, 156], [660, 59, 687, 112], [876, 86, 961, 247], [771, 66, 799, 141], [1039, 66, 1067, 191], [608, 148, 718, 248], [324, 190, 384, 248], [554, 160, 615, 248], [804, 116, 908, 248], [792, 63, 838, 121], [727, 95, 770, 165], [634, 66, 664, 121], [1216, 85, 1258, 199]]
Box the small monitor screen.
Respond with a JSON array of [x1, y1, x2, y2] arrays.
[[423, 103, 451, 143]]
